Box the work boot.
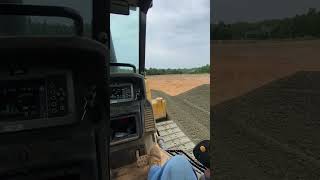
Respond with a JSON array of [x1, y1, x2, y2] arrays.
[[148, 144, 162, 167]]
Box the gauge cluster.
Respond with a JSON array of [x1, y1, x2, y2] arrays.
[[110, 83, 134, 104], [0, 70, 76, 133], [0, 75, 69, 121], [110, 75, 145, 104], [109, 73, 145, 146]]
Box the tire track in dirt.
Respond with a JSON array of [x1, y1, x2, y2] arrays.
[[182, 99, 210, 115], [213, 100, 320, 180], [177, 84, 210, 129]]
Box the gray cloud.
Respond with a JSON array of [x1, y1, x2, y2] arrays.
[[146, 0, 210, 68]]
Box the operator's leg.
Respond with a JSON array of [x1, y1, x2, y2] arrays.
[[148, 155, 197, 180]]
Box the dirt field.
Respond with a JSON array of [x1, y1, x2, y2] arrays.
[[147, 74, 209, 96], [212, 40, 320, 105], [212, 40, 320, 179], [147, 74, 210, 144]]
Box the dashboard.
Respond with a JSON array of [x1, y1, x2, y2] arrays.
[[0, 36, 110, 180], [110, 83, 134, 103], [0, 69, 75, 133], [110, 75, 144, 105], [0, 76, 68, 120], [110, 73, 145, 145], [109, 73, 150, 169]]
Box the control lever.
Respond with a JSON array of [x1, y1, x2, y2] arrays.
[[81, 86, 97, 121]]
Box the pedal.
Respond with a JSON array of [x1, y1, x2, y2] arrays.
[[157, 136, 166, 150], [136, 150, 149, 167]]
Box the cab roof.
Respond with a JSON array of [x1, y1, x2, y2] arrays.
[[123, 0, 153, 13]]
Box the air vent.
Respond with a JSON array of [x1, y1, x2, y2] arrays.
[[144, 101, 156, 132]]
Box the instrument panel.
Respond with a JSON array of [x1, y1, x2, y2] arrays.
[[0, 75, 68, 121], [0, 71, 75, 133], [110, 73, 145, 145], [110, 83, 134, 104], [110, 76, 144, 104]]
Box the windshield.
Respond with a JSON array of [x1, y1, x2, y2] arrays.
[[110, 7, 140, 73], [0, 0, 92, 37]]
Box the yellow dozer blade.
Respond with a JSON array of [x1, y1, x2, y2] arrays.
[[145, 78, 168, 121], [151, 97, 167, 120]]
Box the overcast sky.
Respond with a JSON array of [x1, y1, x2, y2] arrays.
[[145, 0, 210, 69], [212, 0, 320, 24]]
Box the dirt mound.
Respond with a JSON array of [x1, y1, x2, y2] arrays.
[[212, 71, 320, 179], [178, 84, 210, 114], [152, 84, 210, 144], [211, 40, 320, 179]]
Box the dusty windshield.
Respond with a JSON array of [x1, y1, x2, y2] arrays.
[[110, 8, 140, 73], [0, 0, 92, 36]]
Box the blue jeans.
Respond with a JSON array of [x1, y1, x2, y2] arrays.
[[148, 155, 198, 180]]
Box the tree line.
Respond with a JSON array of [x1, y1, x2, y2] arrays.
[[211, 8, 320, 40], [145, 64, 210, 75]]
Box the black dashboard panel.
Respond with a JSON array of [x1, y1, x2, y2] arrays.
[[0, 37, 109, 180], [109, 73, 149, 168], [110, 83, 134, 103], [0, 78, 48, 120], [110, 73, 146, 145], [0, 75, 68, 120], [110, 73, 145, 104], [0, 70, 75, 133]]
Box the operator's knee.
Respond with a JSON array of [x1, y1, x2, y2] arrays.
[[165, 155, 190, 170], [148, 165, 162, 180], [168, 155, 190, 165], [161, 155, 197, 179]]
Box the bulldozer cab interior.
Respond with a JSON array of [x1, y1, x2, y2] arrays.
[[110, 1, 210, 179], [108, 1, 161, 178], [0, 1, 110, 180], [0, 1, 208, 180]]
